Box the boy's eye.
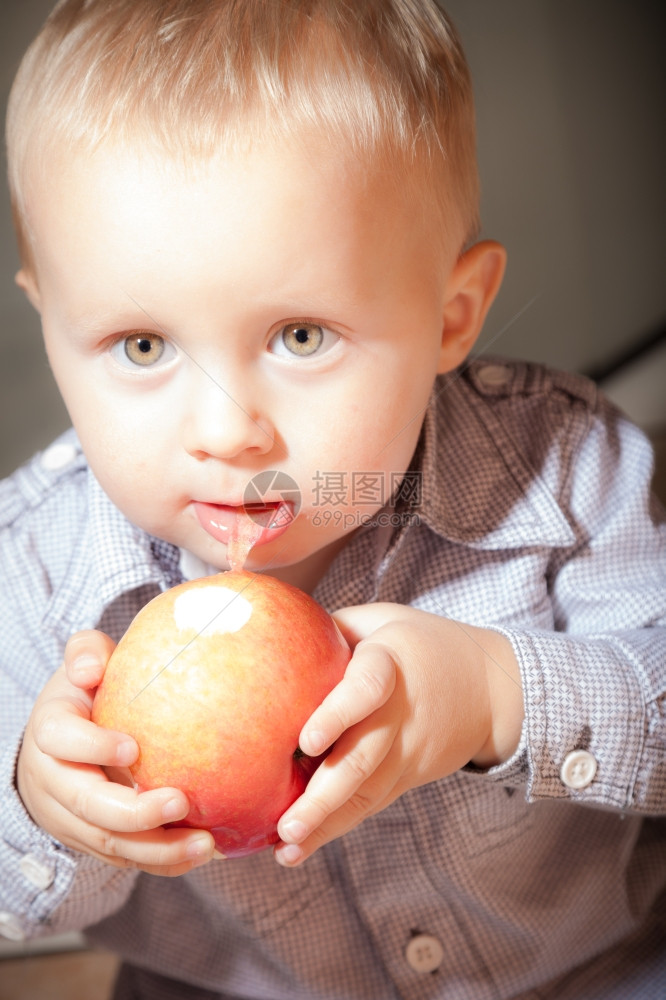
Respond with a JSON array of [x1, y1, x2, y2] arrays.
[[281, 324, 322, 356], [269, 322, 337, 359], [112, 332, 169, 367]]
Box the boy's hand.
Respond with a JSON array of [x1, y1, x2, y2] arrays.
[[16, 630, 215, 877], [275, 604, 524, 866]]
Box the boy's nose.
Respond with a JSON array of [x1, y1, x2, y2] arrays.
[[183, 368, 275, 462]]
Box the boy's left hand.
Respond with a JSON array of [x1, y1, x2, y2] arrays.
[[274, 603, 524, 866]]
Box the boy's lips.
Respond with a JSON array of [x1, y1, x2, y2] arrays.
[[192, 500, 295, 547]]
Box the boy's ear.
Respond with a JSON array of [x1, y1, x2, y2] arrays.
[[438, 240, 506, 373], [15, 268, 41, 311]]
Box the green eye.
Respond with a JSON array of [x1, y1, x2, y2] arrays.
[[123, 332, 166, 366], [280, 324, 324, 357]]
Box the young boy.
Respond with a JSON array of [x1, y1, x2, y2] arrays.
[[1, 1, 664, 997]]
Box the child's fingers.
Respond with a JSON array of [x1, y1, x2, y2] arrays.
[[19, 728, 189, 836], [31, 695, 138, 768], [298, 640, 396, 757], [278, 710, 398, 851], [47, 796, 215, 874], [275, 789, 398, 868], [275, 740, 401, 867], [19, 742, 211, 872], [65, 629, 116, 688], [17, 656, 217, 876], [107, 827, 215, 875], [58, 767, 191, 834]]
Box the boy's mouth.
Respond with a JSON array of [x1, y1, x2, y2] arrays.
[[192, 500, 295, 549]]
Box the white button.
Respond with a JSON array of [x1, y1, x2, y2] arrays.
[[476, 363, 511, 388], [40, 441, 78, 471], [19, 854, 56, 891], [405, 933, 445, 973], [0, 911, 26, 942], [560, 750, 598, 789]]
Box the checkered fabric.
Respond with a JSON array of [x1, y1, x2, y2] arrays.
[[1, 359, 664, 999]]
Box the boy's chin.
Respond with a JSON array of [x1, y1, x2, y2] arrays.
[[178, 523, 352, 593], [253, 534, 353, 594]]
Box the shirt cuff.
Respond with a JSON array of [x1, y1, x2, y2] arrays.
[[490, 626, 662, 811], [0, 735, 79, 942]]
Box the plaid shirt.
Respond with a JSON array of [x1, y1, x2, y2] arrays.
[[1, 359, 664, 1000]]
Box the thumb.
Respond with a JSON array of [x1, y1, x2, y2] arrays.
[[332, 602, 407, 648], [65, 629, 117, 689]]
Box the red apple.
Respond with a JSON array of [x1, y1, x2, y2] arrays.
[[91, 570, 350, 857]]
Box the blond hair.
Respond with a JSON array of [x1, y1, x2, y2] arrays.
[[6, 0, 479, 270]]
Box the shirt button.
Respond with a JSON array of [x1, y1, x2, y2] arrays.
[[476, 363, 511, 388], [19, 854, 56, 891], [405, 933, 445, 973], [560, 749, 598, 789], [0, 911, 26, 942], [40, 441, 78, 471]]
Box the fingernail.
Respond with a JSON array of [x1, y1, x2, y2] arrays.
[[303, 731, 326, 756], [281, 819, 308, 843], [71, 654, 100, 682], [116, 739, 137, 767], [186, 835, 213, 861], [162, 797, 185, 823], [275, 843, 304, 867]]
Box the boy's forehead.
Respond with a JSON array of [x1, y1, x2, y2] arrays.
[[27, 135, 450, 312], [30, 132, 443, 255]]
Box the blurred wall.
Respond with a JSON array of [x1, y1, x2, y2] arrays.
[[448, 0, 665, 369], [1, 0, 665, 478]]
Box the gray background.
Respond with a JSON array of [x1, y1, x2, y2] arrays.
[[1, 0, 665, 480]]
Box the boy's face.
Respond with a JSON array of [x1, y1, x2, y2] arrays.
[[21, 137, 462, 590]]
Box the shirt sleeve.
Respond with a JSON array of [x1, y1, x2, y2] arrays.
[[0, 720, 139, 943], [0, 464, 139, 943], [486, 401, 666, 813]]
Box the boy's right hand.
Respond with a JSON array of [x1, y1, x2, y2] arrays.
[[16, 630, 215, 877]]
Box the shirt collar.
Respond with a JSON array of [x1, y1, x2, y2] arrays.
[[43, 361, 575, 640], [414, 364, 577, 550]]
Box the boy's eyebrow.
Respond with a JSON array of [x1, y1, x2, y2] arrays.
[[62, 305, 137, 336], [124, 293, 280, 455]]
